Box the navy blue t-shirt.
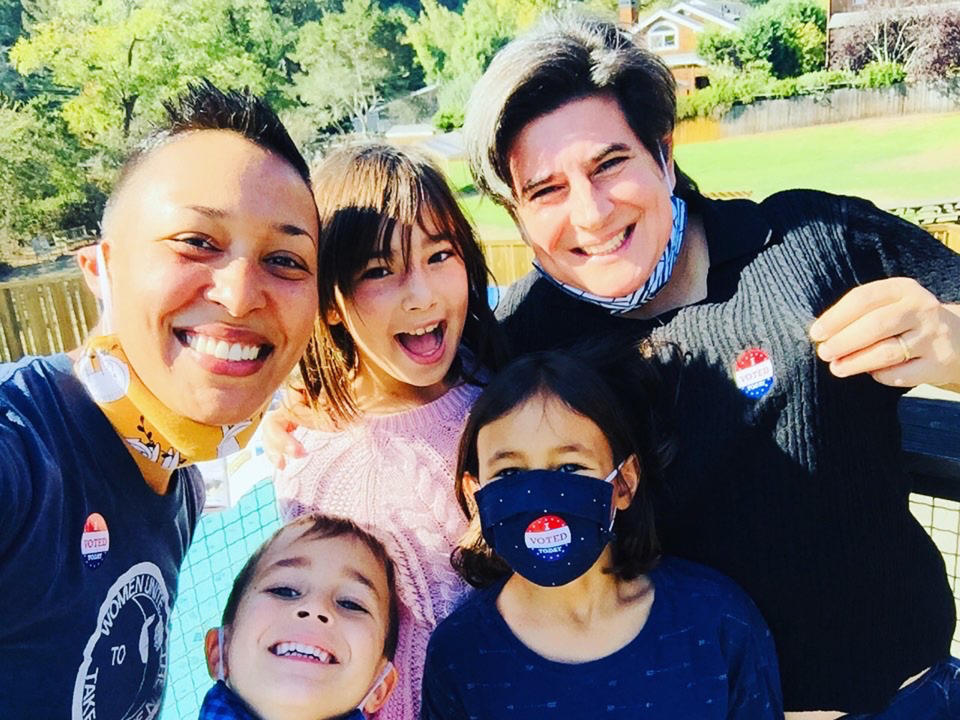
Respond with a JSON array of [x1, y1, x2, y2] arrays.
[[0, 355, 204, 719], [421, 556, 782, 719]]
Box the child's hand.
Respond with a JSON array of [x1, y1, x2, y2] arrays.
[[263, 386, 312, 470]]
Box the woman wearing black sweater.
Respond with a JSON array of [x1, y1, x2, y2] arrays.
[[462, 13, 960, 719]]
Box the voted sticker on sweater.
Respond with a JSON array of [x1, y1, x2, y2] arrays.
[[734, 347, 775, 399], [525, 515, 571, 562], [81, 512, 110, 569]]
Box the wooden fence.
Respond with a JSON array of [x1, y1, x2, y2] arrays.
[[675, 81, 960, 145], [0, 271, 98, 363]]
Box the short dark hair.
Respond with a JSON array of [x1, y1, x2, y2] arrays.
[[299, 141, 506, 424], [104, 80, 310, 224], [222, 514, 400, 661], [464, 13, 696, 211], [452, 342, 678, 588]]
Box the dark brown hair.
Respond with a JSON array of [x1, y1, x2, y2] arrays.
[[463, 13, 697, 213], [452, 342, 677, 588], [222, 513, 400, 660], [299, 141, 505, 425], [105, 80, 310, 228]]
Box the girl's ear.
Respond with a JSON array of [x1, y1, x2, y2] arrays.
[[204, 627, 228, 681], [329, 287, 350, 326], [462, 472, 481, 506], [362, 662, 398, 714], [614, 455, 640, 511]]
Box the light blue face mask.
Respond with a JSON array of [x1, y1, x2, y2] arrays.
[[535, 194, 687, 315]]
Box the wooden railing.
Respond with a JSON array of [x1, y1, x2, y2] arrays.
[[0, 271, 98, 363]]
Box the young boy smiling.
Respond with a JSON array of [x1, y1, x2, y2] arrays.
[[200, 514, 399, 720], [0, 82, 319, 718]]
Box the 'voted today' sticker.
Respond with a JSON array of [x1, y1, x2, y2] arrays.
[[524, 515, 571, 562], [734, 347, 775, 399], [81, 512, 110, 569]]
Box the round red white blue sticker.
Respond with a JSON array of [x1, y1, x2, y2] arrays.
[[524, 515, 571, 562], [81, 512, 110, 569], [734, 347, 775, 399]]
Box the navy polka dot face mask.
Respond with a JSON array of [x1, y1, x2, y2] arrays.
[[475, 465, 622, 587]]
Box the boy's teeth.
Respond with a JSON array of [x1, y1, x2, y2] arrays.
[[273, 642, 333, 663], [186, 333, 261, 362]]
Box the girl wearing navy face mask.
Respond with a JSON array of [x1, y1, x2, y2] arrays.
[[420, 348, 783, 720]]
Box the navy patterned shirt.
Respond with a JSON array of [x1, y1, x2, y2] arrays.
[[421, 556, 782, 719]]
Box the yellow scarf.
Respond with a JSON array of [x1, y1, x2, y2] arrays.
[[74, 335, 265, 469]]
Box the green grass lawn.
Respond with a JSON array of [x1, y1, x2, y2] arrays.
[[673, 112, 960, 207], [447, 111, 960, 244]]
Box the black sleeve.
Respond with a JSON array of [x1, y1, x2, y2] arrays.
[[841, 195, 960, 303]]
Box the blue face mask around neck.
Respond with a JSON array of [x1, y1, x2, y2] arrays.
[[474, 464, 622, 588], [201, 629, 393, 720], [534, 194, 687, 315]]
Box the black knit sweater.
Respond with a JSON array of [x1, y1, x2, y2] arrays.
[[496, 189, 960, 713]]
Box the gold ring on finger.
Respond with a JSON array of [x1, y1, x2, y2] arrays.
[[896, 334, 912, 363]]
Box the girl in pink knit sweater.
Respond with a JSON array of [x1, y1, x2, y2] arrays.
[[268, 142, 504, 720]]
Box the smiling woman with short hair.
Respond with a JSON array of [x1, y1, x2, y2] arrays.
[[0, 82, 320, 719]]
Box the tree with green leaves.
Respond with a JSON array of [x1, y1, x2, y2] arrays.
[[288, 0, 422, 135], [0, 98, 101, 249], [405, 0, 560, 128], [698, 0, 825, 78], [10, 0, 289, 152]]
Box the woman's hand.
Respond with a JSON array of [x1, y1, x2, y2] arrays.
[[262, 385, 313, 470], [809, 277, 960, 390]]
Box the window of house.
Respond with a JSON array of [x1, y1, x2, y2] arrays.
[[648, 22, 678, 50]]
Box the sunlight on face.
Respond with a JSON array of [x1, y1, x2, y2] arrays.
[[226, 530, 391, 720], [508, 94, 676, 298], [102, 130, 319, 424]]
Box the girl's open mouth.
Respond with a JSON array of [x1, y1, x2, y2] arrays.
[[395, 321, 446, 364]]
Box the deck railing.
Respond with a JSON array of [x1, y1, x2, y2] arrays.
[[0, 271, 99, 363]]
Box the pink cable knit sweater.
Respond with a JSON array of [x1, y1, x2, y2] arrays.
[[274, 382, 480, 720]]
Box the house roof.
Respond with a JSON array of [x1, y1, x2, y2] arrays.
[[636, 8, 707, 33], [675, 0, 749, 26], [634, 0, 747, 33]]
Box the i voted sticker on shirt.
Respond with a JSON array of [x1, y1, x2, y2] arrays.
[[734, 347, 775, 399], [524, 515, 571, 562], [81, 512, 110, 569]]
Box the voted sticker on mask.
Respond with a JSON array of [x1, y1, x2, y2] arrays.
[[524, 515, 571, 562], [81, 512, 110, 569], [734, 347, 775, 399]]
